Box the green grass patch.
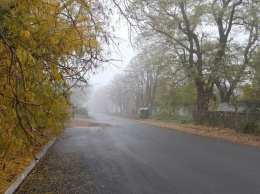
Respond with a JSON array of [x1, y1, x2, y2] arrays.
[[73, 113, 89, 119], [241, 119, 260, 135], [154, 115, 193, 124]]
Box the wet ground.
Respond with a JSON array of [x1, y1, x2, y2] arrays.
[[15, 112, 260, 194]]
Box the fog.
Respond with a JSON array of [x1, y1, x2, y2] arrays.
[[87, 86, 113, 113], [89, 25, 134, 87], [73, 18, 135, 114]]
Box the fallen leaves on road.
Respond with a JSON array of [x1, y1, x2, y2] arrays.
[[15, 151, 93, 193], [1, 118, 110, 193], [139, 119, 260, 148]]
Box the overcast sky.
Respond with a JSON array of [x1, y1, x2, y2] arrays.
[[89, 19, 135, 88]]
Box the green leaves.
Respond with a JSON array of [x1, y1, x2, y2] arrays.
[[125, 0, 260, 110]]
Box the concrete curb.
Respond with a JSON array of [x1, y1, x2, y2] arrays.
[[5, 139, 56, 194]]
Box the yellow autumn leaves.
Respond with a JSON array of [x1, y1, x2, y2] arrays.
[[0, 0, 101, 162], [21, 30, 31, 39]]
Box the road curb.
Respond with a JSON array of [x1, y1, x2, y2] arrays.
[[5, 139, 56, 194]]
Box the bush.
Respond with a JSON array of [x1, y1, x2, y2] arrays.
[[75, 107, 89, 116], [241, 120, 260, 135]]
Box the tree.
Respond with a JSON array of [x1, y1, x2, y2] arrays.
[[108, 45, 163, 114], [242, 60, 260, 105], [127, 46, 164, 113], [158, 75, 197, 115], [108, 74, 131, 113], [121, 0, 260, 110], [211, 0, 260, 103], [0, 0, 113, 162]]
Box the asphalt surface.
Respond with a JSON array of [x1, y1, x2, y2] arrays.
[[15, 113, 260, 194]]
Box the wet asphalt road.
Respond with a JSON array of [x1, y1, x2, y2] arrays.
[[16, 113, 260, 194]]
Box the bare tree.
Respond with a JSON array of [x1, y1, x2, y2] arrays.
[[117, 0, 260, 110]]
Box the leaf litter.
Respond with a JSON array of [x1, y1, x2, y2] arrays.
[[139, 118, 260, 148]]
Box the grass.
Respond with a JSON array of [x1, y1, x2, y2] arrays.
[[0, 117, 93, 193], [138, 117, 260, 148], [241, 119, 260, 135], [0, 146, 42, 193], [73, 114, 90, 119], [154, 115, 193, 124], [107, 113, 259, 147], [0, 114, 99, 193]]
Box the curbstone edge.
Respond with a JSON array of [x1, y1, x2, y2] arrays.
[[5, 139, 56, 194]]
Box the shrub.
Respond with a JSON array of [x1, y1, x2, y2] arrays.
[[241, 119, 260, 135], [75, 107, 89, 116]]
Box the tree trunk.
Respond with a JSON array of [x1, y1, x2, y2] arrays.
[[196, 92, 210, 111], [196, 80, 214, 111], [215, 79, 236, 103]]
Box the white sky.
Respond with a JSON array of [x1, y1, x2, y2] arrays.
[[89, 19, 135, 88]]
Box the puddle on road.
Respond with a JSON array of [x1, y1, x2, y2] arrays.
[[67, 119, 112, 128]]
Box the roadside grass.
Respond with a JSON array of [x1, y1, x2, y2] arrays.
[[2, 113, 257, 193], [0, 146, 42, 194], [153, 115, 260, 136], [108, 112, 139, 119], [104, 113, 259, 147], [138, 115, 260, 148], [154, 115, 193, 124], [241, 119, 260, 135], [105, 113, 259, 147], [73, 113, 90, 119], [0, 115, 90, 193]]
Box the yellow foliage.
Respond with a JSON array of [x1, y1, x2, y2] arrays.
[[51, 68, 62, 81], [86, 39, 99, 48], [0, 0, 103, 164], [21, 30, 31, 39]]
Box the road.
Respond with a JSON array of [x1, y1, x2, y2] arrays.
[[16, 113, 260, 194]]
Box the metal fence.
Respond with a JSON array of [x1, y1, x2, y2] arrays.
[[193, 111, 260, 131]]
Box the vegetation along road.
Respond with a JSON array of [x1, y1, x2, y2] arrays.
[[15, 113, 260, 194]]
